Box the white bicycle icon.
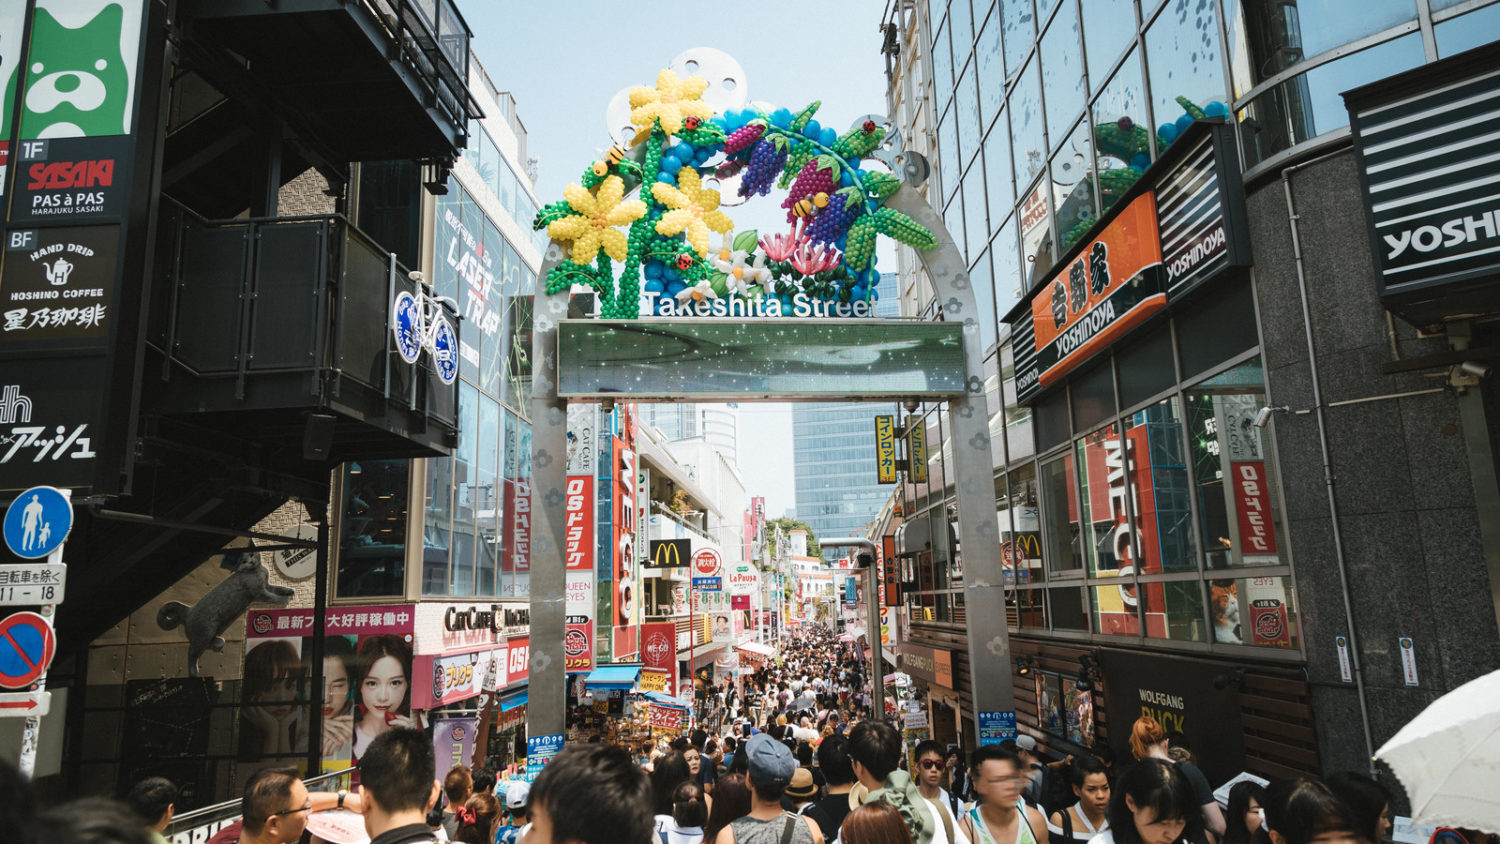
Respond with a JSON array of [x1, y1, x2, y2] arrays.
[[391, 271, 459, 386]]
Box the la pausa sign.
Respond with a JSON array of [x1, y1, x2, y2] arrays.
[[642, 289, 882, 318]]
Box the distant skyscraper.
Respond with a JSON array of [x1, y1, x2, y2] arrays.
[[793, 274, 899, 537], [639, 404, 738, 466]]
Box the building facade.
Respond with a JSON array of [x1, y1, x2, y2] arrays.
[[880, 0, 1500, 785]]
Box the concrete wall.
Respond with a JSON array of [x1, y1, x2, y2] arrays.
[[1246, 150, 1500, 777]]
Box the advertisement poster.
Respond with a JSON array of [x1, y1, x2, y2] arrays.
[[432, 718, 477, 779], [0, 223, 118, 342], [641, 621, 676, 698], [648, 704, 685, 732], [565, 571, 595, 672], [1101, 650, 1245, 786], [1245, 576, 1292, 648], [413, 648, 487, 710], [242, 606, 419, 773]]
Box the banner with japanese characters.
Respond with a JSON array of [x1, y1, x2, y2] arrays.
[[242, 605, 422, 774]]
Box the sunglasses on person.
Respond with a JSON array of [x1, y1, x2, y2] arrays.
[[919, 759, 944, 770]]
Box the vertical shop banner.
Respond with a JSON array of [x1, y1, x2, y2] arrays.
[[1245, 576, 1292, 648], [501, 421, 532, 584], [243, 606, 417, 772], [641, 622, 675, 698], [565, 572, 596, 672], [1230, 462, 1278, 559], [611, 407, 639, 630], [874, 415, 897, 483], [8, 0, 147, 223], [432, 718, 477, 779], [907, 416, 928, 483], [564, 474, 593, 570], [1213, 394, 1275, 567]]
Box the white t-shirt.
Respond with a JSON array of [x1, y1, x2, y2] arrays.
[[926, 793, 971, 844], [1087, 831, 1118, 844]]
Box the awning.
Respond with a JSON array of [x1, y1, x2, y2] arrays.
[[644, 691, 693, 710], [499, 691, 528, 711], [584, 665, 641, 690], [736, 641, 776, 657]]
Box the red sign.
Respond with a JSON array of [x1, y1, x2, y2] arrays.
[[692, 548, 722, 578], [613, 624, 639, 661], [0, 611, 55, 689], [1230, 462, 1278, 556], [28, 159, 114, 190], [565, 475, 594, 571], [613, 407, 637, 628], [648, 705, 685, 732], [641, 622, 676, 698], [731, 595, 750, 610], [564, 624, 593, 671], [506, 637, 530, 682]]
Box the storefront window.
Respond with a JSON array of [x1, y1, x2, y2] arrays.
[[1142, 579, 1206, 642], [1125, 397, 1197, 573], [1074, 424, 1127, 578], [1049, 586, 1090, 631], [1090, 583, 1140, 635], [1039, 453, 1082, 574], [1037, 671, 1095, 745], [336, 460, 409, 598], [1001, 0, 1036, 76], [1185, 360, 1287, 571], [1051, 119, 1097, 252], [1014, 587, 1047, 629], [422, 456, 453, 595], [1209, 575, 1298, 649], [1225, 0, 1417, 97], [1091, 49, 1149, 213], [1084, 0, 1136, 86], [1005, 463, 1042, 583], [1145, 0, 1228, 154], [1041, 0, 1085, 145]]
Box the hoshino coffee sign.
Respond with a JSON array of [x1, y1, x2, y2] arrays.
[[1345, 44, 1500, 325]]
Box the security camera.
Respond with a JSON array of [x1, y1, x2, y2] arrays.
[[1253, 407, 1275, 429], [1460, 360, 1492, 379]]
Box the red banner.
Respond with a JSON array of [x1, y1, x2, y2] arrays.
[[613, 624, 639, 661], [565, 475, 594, 571], [1230, 461, 1278, 556], [641, 622, 676, 698], [649, 705, 685, 732], [506, 637, 530, 682], [731, 595, 750, 610], [613, 407, 638, 628], [564, 623, 593, 671]]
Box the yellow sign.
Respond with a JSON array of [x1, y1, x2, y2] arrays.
[[908, 417, 929, 483], [593, 699, 609, 713], [649, 538, 689, 568], [875, 415, 897, 484], [640, 669, 668, 692]]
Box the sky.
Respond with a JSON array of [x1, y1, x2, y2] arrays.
[[457, 0, 896, 518]]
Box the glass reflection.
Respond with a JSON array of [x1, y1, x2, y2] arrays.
[[1019, 175, 1055, 288], [940, 107, 961, 201], [1084, 0, 1137, 88], [1091, 583, 1140, 635], [1207, 575, 1298, 648], [1436, 3, 1500, 57], [1002, 0, 1036, 76], [1040, 452, 1081, 574], [1001, 341, 1034, 460], [993, 215, 1022, 319], [1124, 398, 1198, 573], [1143, 580, 1206, 641], [957, 60, 982, 171], [977, 10, 1005, 129], [1011, 58, 1046, 185], [1091, 49, 1150, 212], [933, 15, 955, 110], [985, 117, 1015, 219], [1226, 0, 1417, 97], [1041, 0, 1085, 144], [1050, 119, 1097, 253], [1146, 0, 1230, 156], [964, 163, 990, 268], [337, 460, 409, 599]]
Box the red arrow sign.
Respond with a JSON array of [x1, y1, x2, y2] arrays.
[[0, 697, 38, 710]]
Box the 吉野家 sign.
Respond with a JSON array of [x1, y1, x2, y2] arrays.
[[874, 415, 897, 484], [647, 538, 690, 568]]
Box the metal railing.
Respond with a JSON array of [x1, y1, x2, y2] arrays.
[[165, 767, 356, 840], [356, 0, 483, 135]]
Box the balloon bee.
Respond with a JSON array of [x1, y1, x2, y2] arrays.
[[591, 144, 628, 177], [791, 192, 830, 218]]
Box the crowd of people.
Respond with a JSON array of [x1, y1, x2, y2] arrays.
[[0, 627, 1486, 844]]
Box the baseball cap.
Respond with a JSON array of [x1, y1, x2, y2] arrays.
[[745, 733, 796, 790], [1015, 735, 1037, 752], [785, 768, 818, 800], [504, 780, 530, 811]]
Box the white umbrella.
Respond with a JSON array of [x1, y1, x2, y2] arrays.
[[1375, 668, 1500, 834]]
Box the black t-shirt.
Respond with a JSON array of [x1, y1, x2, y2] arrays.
[[804, 791, 854, 842], [1177, 762, 1214, 806]]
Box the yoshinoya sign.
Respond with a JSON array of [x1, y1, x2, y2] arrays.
[[1006, 120, 1249, 405], [1345, 43, 1500, 326]]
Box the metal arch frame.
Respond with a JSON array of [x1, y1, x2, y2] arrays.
[[526, 182, 1013, 741]]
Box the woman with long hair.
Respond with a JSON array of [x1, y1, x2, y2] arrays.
[[239, 639, 305, 761], [653, 751, 695, 832], [841, 802, 914, 844], [452, 792, 500, 844], [1260, 778, 1361, 844], [1092, 759, 1205, 844], [1128, 717, 1224, 839], [1222, 781, 1266, 844], [1049, 756, 1111, 844], [1324, 773, 1393, 844], [318, 636, 356, 759], [352, 634, 417, 759], [704, 773, 752, 844]]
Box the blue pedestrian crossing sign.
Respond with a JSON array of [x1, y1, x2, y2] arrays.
[[4, 486, 72, 560]]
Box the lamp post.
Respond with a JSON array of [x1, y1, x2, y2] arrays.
[[819, 537, 884, 723]]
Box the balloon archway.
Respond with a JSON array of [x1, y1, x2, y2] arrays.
[[532, 58, 939, 319]]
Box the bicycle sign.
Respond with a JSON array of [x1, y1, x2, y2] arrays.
[[392, 280, 458, 386]]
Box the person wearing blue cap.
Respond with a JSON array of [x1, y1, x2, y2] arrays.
[[717, 735, 824, 844]]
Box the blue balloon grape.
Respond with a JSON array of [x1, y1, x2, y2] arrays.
[[820, 127, 838, 147], [661, 156, 683, 174], [1175, 114, 1194, 134], [657, 170, 675, 185], [645, 260, 664, 279], [839, 170, 854, 187], [1203, 101, 1229, 119], [1158, 123, 1179, 143], [665, 280, 686, 295], [693, 148, 712, 164], [804, 119, 822, 139], [664, 267, 681, 283], [673, 144, 696, 163], [1130, 152, 1150, 170], [771, 107, 793, 128], [644, 278, 664, 293]]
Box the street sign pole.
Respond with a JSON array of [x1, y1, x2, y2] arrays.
[[5, 487, 70, 779]]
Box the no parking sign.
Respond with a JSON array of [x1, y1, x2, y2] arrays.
[[0, 611, 55, 690]]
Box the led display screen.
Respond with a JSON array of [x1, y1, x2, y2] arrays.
[[557, 319, 968, 401]]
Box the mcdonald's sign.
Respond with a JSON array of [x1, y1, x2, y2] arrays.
[[646, 538, 690, 568], [908, 418, 928, 483]]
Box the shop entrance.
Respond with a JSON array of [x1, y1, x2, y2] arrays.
[[524, 55, 1015, 745]]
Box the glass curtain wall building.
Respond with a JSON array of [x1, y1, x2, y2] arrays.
[[881, 0, 1500, 781]]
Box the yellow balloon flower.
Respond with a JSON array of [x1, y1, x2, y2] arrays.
[[652, 168, 734, 258], [546, 174, 647, 264], [628, 68, 715, 144]]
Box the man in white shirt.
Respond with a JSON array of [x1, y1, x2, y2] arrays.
[[914, 740, 969, 844]]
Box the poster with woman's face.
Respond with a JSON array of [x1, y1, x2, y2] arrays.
[[243, 606, 421, 771]]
